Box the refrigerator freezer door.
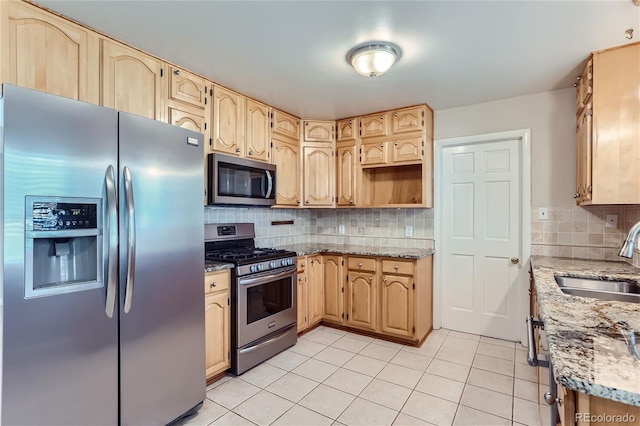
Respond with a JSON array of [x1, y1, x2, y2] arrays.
[[1, 85, 119, 425], [118, 112, 205, 425]]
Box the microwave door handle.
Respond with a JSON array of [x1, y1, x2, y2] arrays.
[[123, 166, 136, 314], [265, 170, 273, 199], [104, 165, 117, 318]]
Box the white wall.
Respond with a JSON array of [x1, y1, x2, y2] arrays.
[[435, 88, 575, 208]]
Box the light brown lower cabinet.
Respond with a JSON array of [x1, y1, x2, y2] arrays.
[[556, 384, 640, 426], [313, 254, 433, 344], [204, 270, 230, 380], [297, 255, 323, 332], [296, 270, 308, 332]]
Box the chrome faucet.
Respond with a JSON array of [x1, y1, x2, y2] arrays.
[[619, 221, 640, 258]]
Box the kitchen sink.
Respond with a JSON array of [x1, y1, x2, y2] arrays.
[[554, 276, 640, 303]]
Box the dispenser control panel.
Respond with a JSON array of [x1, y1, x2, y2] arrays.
[[32, 202, 97, 231]]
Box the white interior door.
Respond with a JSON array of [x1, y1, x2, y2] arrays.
[[441, 138, 522, 340]]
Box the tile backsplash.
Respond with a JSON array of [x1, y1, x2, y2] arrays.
[[204, 207, 435, 249], [531, 205, 640, 266]]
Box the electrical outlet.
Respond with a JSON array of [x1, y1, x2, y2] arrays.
[[538, 207, 548, 220], [338, 224, 345, 235], [605, 214, 618, 228], [405, 226, 413, 237]]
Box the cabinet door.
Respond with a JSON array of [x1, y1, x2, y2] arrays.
[[576, 107, 592, 204], [167, 105, 206, 135], [297, 272, 308, 332], [1, 1, 99, 103], [337, 145, 357, 206], [361, 141, 388, 166], [205, 292, 229, 378], [212, 85, 244, 156], [308, 256, 324, 325], [167, 66, 207, 110], [576, 59, 593, 113], [322, 255, 343, 324], [360, 112, 388, 139], [346, 271, 376, 331], [391, 106, 424, 135], [381, 275, 414, 338], [337, 118, 358, 142], [245, 99, 270, 162], [303, 145, 334, 206], [272, 138, 300, 206], [391, 137, 423, 164], [304, 120, 334, 142], [101, 39, 164, 121], [271, 108, 300, 141]]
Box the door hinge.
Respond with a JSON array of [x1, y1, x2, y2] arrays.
[[422, 110, 425, 118], [210, 88, 213, 96], [412, 283, 415, 289], [342, 313, 344, 319], [422, 120, 424, 126], [346, 314, 349, 320], [209, 138, 213, 146], [412, 326, 415, 333], [204, 122, 207, 130], [271, 141, 273, 148], [341, 287, 344, 293], [228, 298, 230, 305], [346, 274, 349, 281], [341, 259, 344, 265], [227, 351, 230, 359], [204, 97, 207, 105], [422, 150, 424, 156], [160, 68, 163, 77]]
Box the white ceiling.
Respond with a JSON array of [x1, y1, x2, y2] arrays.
[[37, 0, 640, 119]]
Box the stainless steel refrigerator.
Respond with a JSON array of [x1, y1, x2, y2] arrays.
[[0, 85, 205, 425]]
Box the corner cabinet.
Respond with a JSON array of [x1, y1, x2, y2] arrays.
[[204, 269, 230, 380], [0, 0, 99, 104], [337, 144, 357, 206], [575, 42, 640, 205], [302, 145, 335, 207]]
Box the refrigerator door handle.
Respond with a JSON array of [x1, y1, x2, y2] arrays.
[[105, 165, 118, 318], [123, 166, 136, 313]]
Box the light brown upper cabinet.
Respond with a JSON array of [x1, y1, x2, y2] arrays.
[[360, 112, 389, 139], [212, 85, 245, 157], [101, 39, 164, 121], [337, 144, 357, 206], [167, 105, 206, 135], [0, 1, 99, 104], [245, 99, 270, 162], [302, 145, 335, 207], [271, 108, 300, 142], [271, 137, 300, 206], [391, 105, 427, 136], [575, 42, 640, 205], [303, 120, 335, 143], [167, 66, 207, 110], [337, 118, 358, 142]]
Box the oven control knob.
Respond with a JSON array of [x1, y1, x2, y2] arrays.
[[270, 262, 276, 268], [281, 260, 286, 266], [258, 264, 264, 271], [250, 265, 256, 273], [287, 259, 293, 266]]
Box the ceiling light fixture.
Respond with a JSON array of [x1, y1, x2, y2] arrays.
[[346, 41, 402, 79]]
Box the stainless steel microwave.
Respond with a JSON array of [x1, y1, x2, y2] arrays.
[[207, 153, 276, 206]]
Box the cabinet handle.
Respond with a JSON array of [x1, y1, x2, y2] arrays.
[[235, 147, 241, 153], [369, 276, 373, 282], [573, 193, 580, 199], [301, 263, 305, 267], [305, 200, 309, 204], [209, 282, 216, 288], [298, 277, 303, 282], [380, 143, 384, 147], [358, 262, 363, 267], [305, 121, 309, 126], [383, 276, 387, 283], [297, 200, 301, 205], [349, 200, 354, 204], [349, 120, 352, 124], [311, 259, 315, 265], [394, 141, 398, 146], [394, 112, 398, 117], [248, 151, 253, 156], [394, 265, 399, 270], [174, 69, 180, 76], [380, 115, 384, 119]]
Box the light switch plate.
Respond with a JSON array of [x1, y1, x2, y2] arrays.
[[605, 214, 618, 228], [405, 226, 413, 237], [338, 224, 345, 235], [538, 207, 548, 220]]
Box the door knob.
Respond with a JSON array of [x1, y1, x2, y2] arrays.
[[511, 257, 520, 265]]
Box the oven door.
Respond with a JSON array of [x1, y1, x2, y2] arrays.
[[237, 266, 296, 347]]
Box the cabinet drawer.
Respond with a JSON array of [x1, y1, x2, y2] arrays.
[[204, 270, 230, 294], [348, 257, 376, 272], [382, 260, 414, 275], [298, 256, 307, 273]]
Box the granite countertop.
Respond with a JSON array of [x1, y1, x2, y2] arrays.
[[205, 261, 234, 273], [530, 256, 640, 406], [274, 243, 434, 259]]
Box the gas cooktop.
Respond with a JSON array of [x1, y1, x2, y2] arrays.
[[206, 247, 294, 264]]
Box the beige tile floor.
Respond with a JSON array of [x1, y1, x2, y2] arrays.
[[177, 327, 552, 426]]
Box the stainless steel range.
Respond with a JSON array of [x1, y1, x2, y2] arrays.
[[205, 223, 297, 375]]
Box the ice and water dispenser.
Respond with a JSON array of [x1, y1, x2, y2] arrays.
[[25, 197, 103, 298]]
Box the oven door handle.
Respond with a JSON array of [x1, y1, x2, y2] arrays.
[[239, 268, 296, 286]]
